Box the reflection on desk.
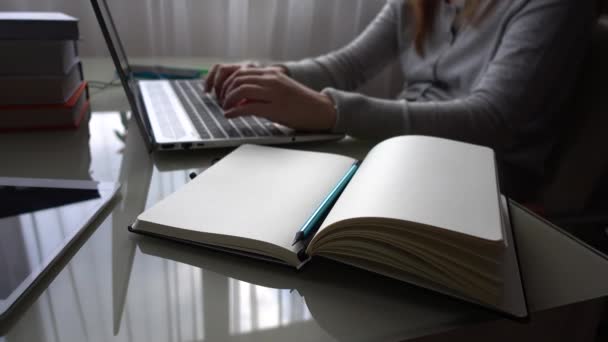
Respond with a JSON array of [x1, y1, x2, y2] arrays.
[[127, 235, 490, 342], [0, 114, 92, 180], [2, 112, 608, 342], [0, 112, 127, 182]]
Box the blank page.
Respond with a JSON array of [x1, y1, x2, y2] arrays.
[[135, 144, 356, 264], [317, 136, 504, 244]]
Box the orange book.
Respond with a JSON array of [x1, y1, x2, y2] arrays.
[[0, 81, 89, 132]]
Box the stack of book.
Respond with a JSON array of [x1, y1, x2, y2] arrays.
[[0, 12, 89, 132]]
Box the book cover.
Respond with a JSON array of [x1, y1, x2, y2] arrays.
[[0, 40, 79, 76], [0, 81, 90, 132], [0, 61, 84, 105], [0, 12, 79, 40]]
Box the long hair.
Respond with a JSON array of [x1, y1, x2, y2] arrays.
[[409, 0, 494, 56]]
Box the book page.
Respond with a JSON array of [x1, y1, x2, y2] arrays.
[[315, 136, 504, 244], [316, 196, 527, 318], [135, 144, 356, 266]]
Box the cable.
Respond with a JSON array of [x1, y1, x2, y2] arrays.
[[87, 74, 122, 97]]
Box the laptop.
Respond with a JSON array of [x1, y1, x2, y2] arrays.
[[90, 0, 344, 151]]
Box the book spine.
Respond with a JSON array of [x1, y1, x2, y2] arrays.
[[0, 81, 87, 110], [0, 96, 90, 132], [63, 62, 85, 103], [0, 61, 84, 105]]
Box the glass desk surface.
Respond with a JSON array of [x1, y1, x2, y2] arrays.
[[0, 104, 606, 341]]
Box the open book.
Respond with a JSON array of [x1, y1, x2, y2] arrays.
[[130, 136, 528, 318]]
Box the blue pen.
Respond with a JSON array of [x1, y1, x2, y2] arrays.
[[292, 162, 360, 246]]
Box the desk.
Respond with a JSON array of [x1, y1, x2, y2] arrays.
[[0, 58, 607, 342]]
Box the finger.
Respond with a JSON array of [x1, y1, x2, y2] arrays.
[[224, 102, 268, 119], [213, 65, 241, 97], [204, 64, 219, 92], [221, 75, 274, 102], [220, 69, 270, 101], [223, 85, 272, 110], [220, 69, 266, 101]]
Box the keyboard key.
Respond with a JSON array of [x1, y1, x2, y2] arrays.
[[259, 118, 285, 136], [174, 81, 225, 139], [242, 116, 270, 136], [233, 117, 255, 137], [199, 93, 243, 138], [254, 116, 285, 137], [184, 82, 243, 138], [170, 81, 211, 139]]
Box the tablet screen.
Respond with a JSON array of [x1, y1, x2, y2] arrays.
[[0, 178, 118, 319]]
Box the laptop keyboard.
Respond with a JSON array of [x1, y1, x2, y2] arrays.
[[168, 80, 285, 140], [142, 81, 188, 139]]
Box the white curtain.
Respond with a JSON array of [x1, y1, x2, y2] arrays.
[[106, 0, 386, 60], [0, 0, 402, 96]]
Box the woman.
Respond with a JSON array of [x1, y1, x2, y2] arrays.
[[205, 0, 596, 200]]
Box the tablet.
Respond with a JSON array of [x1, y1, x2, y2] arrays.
[[0, 177, 119, 321]]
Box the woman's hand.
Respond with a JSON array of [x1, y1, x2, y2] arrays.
[[220, 68, 337, 132], [204, 63, 287, 102], [205, 62, 259, 98]]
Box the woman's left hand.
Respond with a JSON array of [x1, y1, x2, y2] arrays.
[[220, 68, 337, 132]]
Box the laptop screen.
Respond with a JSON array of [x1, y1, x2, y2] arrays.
[[90, 0, 151, 146], [91, 0, 131, 88]]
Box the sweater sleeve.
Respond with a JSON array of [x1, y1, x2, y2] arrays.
[[325, 0, 593, 152], [283, 0, 401, 92]]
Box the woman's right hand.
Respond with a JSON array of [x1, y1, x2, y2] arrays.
[[204, 63, 288, 102], [205, 63, 255, 98]]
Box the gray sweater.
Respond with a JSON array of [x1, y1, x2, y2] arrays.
[[284, 0, 595, 177]]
